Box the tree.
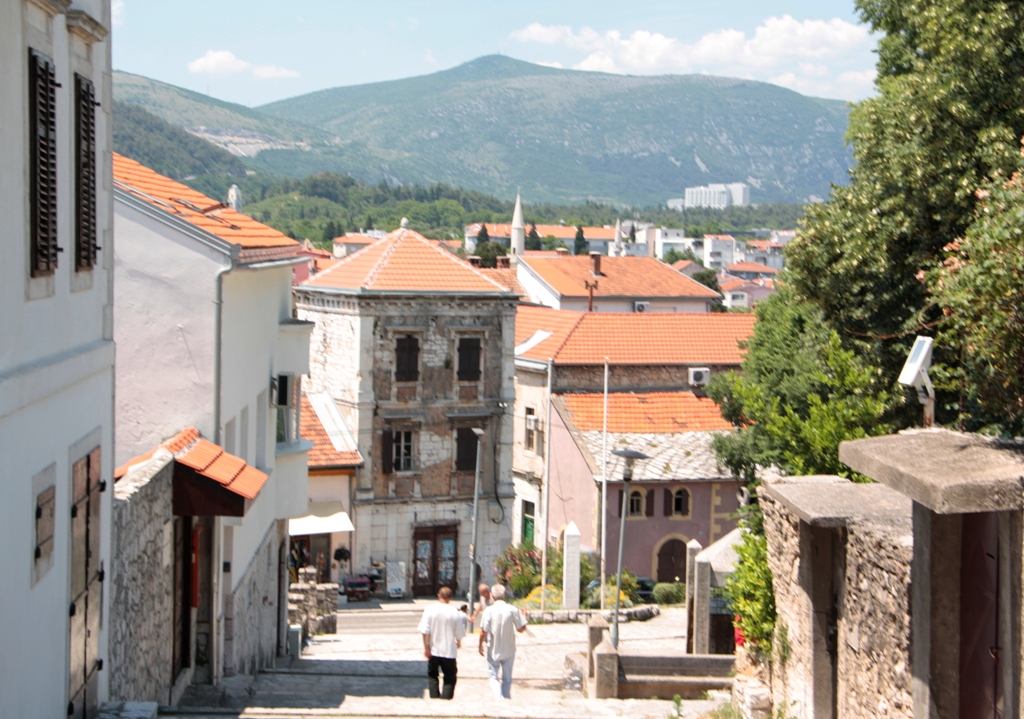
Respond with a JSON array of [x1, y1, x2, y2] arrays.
[[475, 241, 506, 268], [526, 223, 542, 251], [628, 223, 637, 243], [692, 269, 725, 312], [662, 247, 700, 265], [363, 214, 374, 231], [321, 220, 337, 244], [787, 0, 1024, 418], [542, 235, 567, 251], [574, 226, 587, 255], [476, 223, 490, 246]]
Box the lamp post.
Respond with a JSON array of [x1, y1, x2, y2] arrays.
[[610, 448, 650, 648], [467, 428, 485, 631]]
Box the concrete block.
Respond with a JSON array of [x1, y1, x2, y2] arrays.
[[684, 538, 702, 653], [593, 638, 619, 699], [693, 558, 711, 654], [588, 613, 609, 677], [288, 624, 302, 657], [563, 521, 581, 610]]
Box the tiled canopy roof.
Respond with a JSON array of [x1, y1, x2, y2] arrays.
[[672, 260, 696, 271], [112, 153, 298, 252], [114, 427, 268, 500], [514, 305, 584, 362], [304, 228, 513, 293], [553, 312, 755, 365], [562, 391, 733, 433], [521, 255, 720, 300]]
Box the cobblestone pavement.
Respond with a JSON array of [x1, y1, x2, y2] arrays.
[[170, 607, 721, 719]]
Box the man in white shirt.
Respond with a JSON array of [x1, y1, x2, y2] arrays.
[[471, 583, 493, 625], [417, 586, 465, 699], [478, 584, 527, 699]]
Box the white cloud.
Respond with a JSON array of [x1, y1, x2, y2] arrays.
[[187, 50, 299, 80], [407, 17, 419, 30], [510, 16, 877, 100], [424, 48, 437, 65], [111, 0, 124, 26]]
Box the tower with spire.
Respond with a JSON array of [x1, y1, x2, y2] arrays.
[[610, 218, 624, 257], [510, 192, 525, 266]]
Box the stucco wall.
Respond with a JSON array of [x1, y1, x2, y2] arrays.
[[511, 366, 548, 482], [224, 521, 284, 676], [547, 403, 599, 551], [109, 458, 175, 703]]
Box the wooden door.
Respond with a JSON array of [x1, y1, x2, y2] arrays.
[[69, 448, 103, 719], [657, 538, 687, 583], [412, 525, 459, 596]]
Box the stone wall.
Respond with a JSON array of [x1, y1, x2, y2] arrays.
[[109, 455, 176, 703], [224, 521, 283, 677], [553, 364, 736, 393]]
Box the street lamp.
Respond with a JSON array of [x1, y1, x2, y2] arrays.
[[610, 447, 650, 648], [467, 427, 485, 631], [898, 336, 935, 427]]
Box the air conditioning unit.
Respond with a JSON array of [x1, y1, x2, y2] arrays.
[[689, 367, 711, 386], [634, 301, 651, 313], [271, 373, 295, 407], [525, 415, 539, 431]]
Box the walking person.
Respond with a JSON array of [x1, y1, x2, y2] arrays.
[[478, 584, 527, 700], [417, 586, 465, 700], [471, 582, 492, 625]]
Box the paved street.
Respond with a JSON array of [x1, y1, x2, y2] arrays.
[[171, 606, 721, 718]]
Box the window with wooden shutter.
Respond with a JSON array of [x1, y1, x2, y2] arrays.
[[618, 489, 623, 517], [455, 427, 478, 472], [74, 74, 98, 271], [395, 336, 419, 382], [664, 488, 673, 517], [381, 430, 394, 474], [29, 49, 59, 277], [673, 489, 690, 516], [645, 490, 655, 517], [457, 337, 481, 381]]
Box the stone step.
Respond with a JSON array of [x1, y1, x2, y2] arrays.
[[618, 674, 733, 700]]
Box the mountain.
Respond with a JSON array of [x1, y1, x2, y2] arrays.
[[113, 101, 247, 179], [114, 56, 853, 206]]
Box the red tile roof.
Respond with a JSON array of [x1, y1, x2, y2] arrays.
[[672, 260, 696, 271], [301, 395, 363, 469], [514, 305, 585, 361], [113, 154, 298, 252], [726, 262, 779, 274], [745, 240, 785, 251], [554, 313, 755, 365], [114, 427, 268, 499], [562, 391, 733, 433], [304, 228, 513, 293], [521, 255, 719, 300], [479, 267, 526, 294]]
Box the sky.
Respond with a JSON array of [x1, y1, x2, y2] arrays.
[[111, 1, 879, 108]]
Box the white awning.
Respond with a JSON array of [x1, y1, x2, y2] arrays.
[[288, 511, 354, 536]]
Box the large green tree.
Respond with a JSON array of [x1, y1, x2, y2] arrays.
[[574, 226, 587, 255], [788, 0, 1024, 415]]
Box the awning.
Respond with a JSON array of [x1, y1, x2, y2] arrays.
[[289, 511, 354, 536]]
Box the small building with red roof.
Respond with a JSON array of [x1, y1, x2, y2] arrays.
[[295, 224, 518, 596]]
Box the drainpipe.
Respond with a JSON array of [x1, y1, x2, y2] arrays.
[[539, 358, 553, 612], [213, 259, 235, 444]]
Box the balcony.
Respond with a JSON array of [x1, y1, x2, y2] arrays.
[[276, 319, 314, 376]]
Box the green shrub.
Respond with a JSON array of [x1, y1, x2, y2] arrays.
[[515, 584, 563, 610], [582, 584, 633, 609], [544, 544, 598, 592], [652, 582, 686, 605], [725, 525, 776, 656]]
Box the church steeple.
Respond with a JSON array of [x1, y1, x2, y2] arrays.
[[510, 192, 525, 266]]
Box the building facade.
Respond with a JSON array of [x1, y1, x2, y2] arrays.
[[296, 227, 517, 596], [0, 2, 114, 716]]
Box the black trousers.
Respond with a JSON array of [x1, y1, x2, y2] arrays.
[[427, 655, 458, 699]]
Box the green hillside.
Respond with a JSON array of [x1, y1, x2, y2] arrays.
[[113, 101, 247, 179], [114, 56, 853, 206]]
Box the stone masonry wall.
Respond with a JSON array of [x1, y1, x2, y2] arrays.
[[836, 517, 913, 718], [553, 364, 737, 393], [224, 521, 283, 677], [109, 456, 175, 703]]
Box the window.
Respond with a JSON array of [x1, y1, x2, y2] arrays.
[[457, 337, 481, 381], [521, 500, 536, 544], [29, 49, 59, 277], [395, 336, 420, 382], [665, 488, 691, 517], [455, 427, 479, 472], [524, 407, 536, 452], [384, 430, 413, 472], [628, 490, 644, 517], [74, 74, 98, 271]]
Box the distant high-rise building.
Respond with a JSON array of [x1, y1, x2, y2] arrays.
[[683, 182, 750, 209]]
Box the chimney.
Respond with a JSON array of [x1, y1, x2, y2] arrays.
[[468, 255, 482, 267], [496, 256, 510, 268], [555, 247, 569, 256], [590, 251, 602, 276]]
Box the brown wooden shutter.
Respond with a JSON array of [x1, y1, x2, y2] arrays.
[[74, 74, 98, 271], [664, 488, 672, 516], [618, 489, 623, 517], [381, 430, 394, 474], [29, 49, 59, 277], [645, 490, 654, 517], [457, 338, 481, 381], [455, 427, 479, 472], [395, 336, 419, 382]]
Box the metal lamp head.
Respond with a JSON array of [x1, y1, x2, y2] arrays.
[[612, 448, 650, 482]]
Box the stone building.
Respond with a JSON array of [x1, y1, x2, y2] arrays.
[[295, 226, 518, 596], [0, 2, 114, 716], [112, 155, 311, 691]]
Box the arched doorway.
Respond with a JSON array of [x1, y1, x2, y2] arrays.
[[656, 538, 688, 583]]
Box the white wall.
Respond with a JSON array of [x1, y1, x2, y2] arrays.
[[516, 262, 562, 309], [0, 1, 114, 714]]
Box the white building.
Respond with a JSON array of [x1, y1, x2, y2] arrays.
[[0, 2, 114, 716], [683, 182, 750, 209], [113, 154, 312, 687]]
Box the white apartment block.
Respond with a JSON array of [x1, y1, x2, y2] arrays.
[[1, 2, 115, 717], [683, 182, 750, 209]]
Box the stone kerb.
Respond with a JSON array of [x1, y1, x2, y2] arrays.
[[593, 638, 620, 699]]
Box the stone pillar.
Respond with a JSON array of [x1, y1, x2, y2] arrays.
[[563, 521, 581, 610], [693, 557, 711, 654], [593, 638, 619, 698], [684, 539, 702, 653], [587, 613, 609, 678]]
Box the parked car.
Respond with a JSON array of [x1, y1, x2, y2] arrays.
[[585, 576, 658, 603]]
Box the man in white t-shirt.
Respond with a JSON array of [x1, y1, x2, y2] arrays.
[[471, 583, 493, 625], [417, 586, 465, 699], [478, 584, 527, 699]]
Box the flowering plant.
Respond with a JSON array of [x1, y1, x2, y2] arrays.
[[493, 542, 542, 597]]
